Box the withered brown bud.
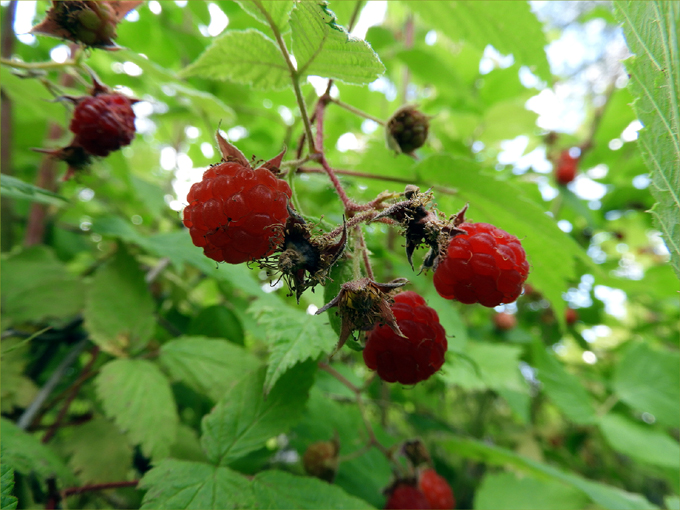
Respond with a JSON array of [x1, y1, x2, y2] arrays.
[[30, 1, 142, 49], [316, 277, 409, 356], [401, 439, 432, 468], [264, 207, 347, 303], [303, 437, 340, 483], [374, 186, 468, 273], [386, 105, 430, 155], [32, 146, 91, 181]]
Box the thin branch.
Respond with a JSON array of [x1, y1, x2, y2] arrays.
[[329, 98, 385, 126], [253, 1, 316, 153], [61, 480, 139, 498], [0, 57, 79, 70], [318, 362, 391, 458], [42, 345, 100, 443], [347, 0, 364, 32], [16, 338, 89, 430], [355, 225, 375, 279], [297, 166, 458, 196]]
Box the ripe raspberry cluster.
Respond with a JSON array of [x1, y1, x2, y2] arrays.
[[183, 162, 292, 264], [363, 291, 447, 385], [385, 483, 430, 509], [434, 222, 529, 307], [70, 93, 136, 157]]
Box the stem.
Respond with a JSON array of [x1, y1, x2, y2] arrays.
[[318, 363, 391, 458], [355, 226, 375, 280], [42, 345, 100, 443], [399, 14, 414, 104], [0, 57, 79, 70], [329, 98, 385, 126], [61, 480, 139, 498], [16, 338, 89, 430], [297, 166, 458, 195], [254, 1, 316, 154], [347, 0, 364, 32], [337, 443, 372, 464], [1, 1, 17, 252]]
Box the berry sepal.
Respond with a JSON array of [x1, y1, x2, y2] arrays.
[[316, 277, 409, 356]]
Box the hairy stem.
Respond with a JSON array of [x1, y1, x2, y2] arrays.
[[254, 1, 316, 154], [329, 98, 385, 126], [62, 480, 139, 498], [355, 225, 375, 279]]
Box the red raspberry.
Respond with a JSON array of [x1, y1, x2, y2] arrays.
[[183, 162, 292, 264], [555, 150, 578, 185], [385, 483, 430, 510], [565, 307, 578, 325], [493, 312, 517, 331], [70, 93, 136, 157], [433, 222, 529, 307], [418, 469, 455, 510], [363, 291, 447, 385]]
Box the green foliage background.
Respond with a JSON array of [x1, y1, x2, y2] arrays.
[[1, 1, 678, 509]]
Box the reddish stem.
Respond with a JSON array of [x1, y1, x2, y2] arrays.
[[62, 480, 139, 498], [42, 345, 100, 443]]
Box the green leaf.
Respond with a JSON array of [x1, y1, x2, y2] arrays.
[[235, 1, 294, 30], [439, 341, 527, 393], [290, 1, 385, 84], [1, 448, 18, 510], [251, 470, 373, 509], [248, 300, 336, 393], [1, 337, 39, 414], [599, 413, 680, 469], [187, 306, 245, 346], [179, 30, 290, 90], [61, 417, 133, 484], [613, 342, 680, 428], [139, 459, 255, 510], [200, 362, 315, 466], [95, 359, 178, 460], [406, 1, 551, 82], [416, 154, 589, 331], [1, 246, 84, 324], [532, 343, 596, 425], [116, 51, 236, 124], [83, 247, 155, 356], [0, 418, 76, 485], [159, 336, 261, 402], [0, 175, 68, 207], [475, 472, 589, 510], [439, 434, 658, 509], [614, 1, 680, 280]]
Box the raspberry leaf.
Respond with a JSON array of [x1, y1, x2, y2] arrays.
[[290, 1, 385, 84], [1, 246, 85, 324], [83, 247, 155, 356], [532, 343, 596, 425], [0, 175, 68, 207], [613, 343, 680, 428], [1, 450, 18, 510], [180, 29, 290, 90], [614, 1, 680, 281], [0, 418, 77, 486], [200, 362, 315, 466], [406, 1, 551, 83], [159, 336, 262, 402], [251, 470, 373, 509], [60, 417, 133, 485], [139, 459, 255, 509], [249, 301, 336, 394], [236, 0, 294, 31], [95, 359, 179, 460]]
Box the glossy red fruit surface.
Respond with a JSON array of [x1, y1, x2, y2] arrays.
[[555, 150, 578, 185], [363, 291, 447, 385], [385, 483, 430, 510], [183, 162, 292, 264], [433, 222, 529, 307], [69, 93, 136, 157], [418, 469, 455, 509]]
